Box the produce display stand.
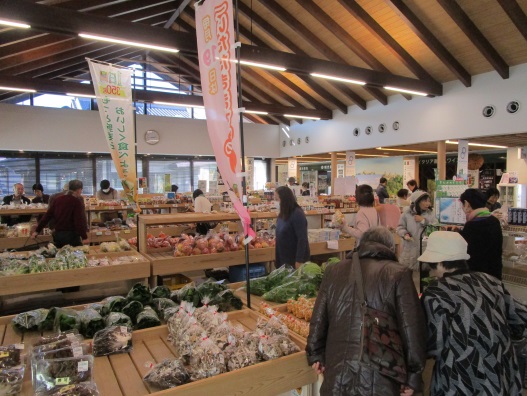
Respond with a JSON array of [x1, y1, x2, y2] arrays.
[[0, 234, 52, 250], [88, 228, 137, 244], [0, 309, 316, 396], [228, 281, 284, 310], [0, 251, 150, 297], [0, 207, 47, 216]]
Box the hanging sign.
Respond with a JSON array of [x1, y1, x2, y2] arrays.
[[195, 0, 255, 239], [245, 157, 254, 191], [288, 158, 297, 178], [456, 140, 469, 180], [403, 158, 415, 186], [87, 59, 139, 211], [345, 151, 356, 176]]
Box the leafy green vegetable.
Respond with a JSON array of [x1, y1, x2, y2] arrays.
[[322, 257, 341, 272], [197, 279, 227, 306], [101, 296, 128, 316], [54, 308, 80, 332], [217, 289, 243, 311], [105, 312, 132, 328], [177, 284, 201, 307], [135, 306, 161, 330], [151, 298, 177, 317], [247, 276, 268, 296], [266, 265, 294, 288], [127, 283, 152, 305], [262, 281, 300, 303], [38, 307, 57, 331], [12, 308, 49, 332], [151, 285, 171, 299], [79, 308, 105, 338], [122, 301, 143, 324]]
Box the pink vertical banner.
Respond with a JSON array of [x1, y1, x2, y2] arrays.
[[196, 0, 255, 239]]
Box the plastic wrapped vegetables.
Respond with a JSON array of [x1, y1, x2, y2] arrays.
[[40, 382, 100, 395], [261, 278, 317, 303], [121, 301, 143, 324], [126, 283, 151, 305], [53, 308, 81, 332], [92, 326, 133, 357], [151, 298, 177, 317], [33, 356, 93, 393], [12, 308, 49, 332], [78, 309, 105, 338], [151, 285, 171, 299], [100, 296, 128, 316], [143, 359, 189, 390], [0, 365, 25, 395], [176, 284, 201, 307], [197, 280, 227, 306], [217, 290, 243, 312], [104, 312, 132, 328], [135, 307, 160, 330]]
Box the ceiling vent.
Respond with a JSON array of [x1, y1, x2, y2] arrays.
[[507, 100, 520, 114], [482, 105, 495, 118], [353, 127, 360, 137]]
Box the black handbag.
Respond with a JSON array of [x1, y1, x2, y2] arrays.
[[351, 253, 408, 384]]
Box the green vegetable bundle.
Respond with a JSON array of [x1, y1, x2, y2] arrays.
[[151, 285, 171, 299], [176, 284, 201, 307], [12, 308, 49, 332], [247, 276, 268, 296], [197, 279, 227, 306], [53, 308, 80, 332], [217, 289, 243, 311], [262, 276, 318, 303], [151, 298, 177, 317], [105, 312, 132, 328], [79, 308, 105, 338], [38, 307, 57, 331], [127, 283, 152, 305], [135, 306, 161, 330], [101, 296, 128, 316], [122, 301, 143, 324], [322, 257, 341, 273]]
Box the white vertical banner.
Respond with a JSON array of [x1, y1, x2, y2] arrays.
[[345, 151, 356, 176], [244, 157, 254, 191], [87, 59, 139, 211], [337, 163, 345, 178], [288, 158, 297, 179], [403, 158, 415, 186], [457, 139, 469, 180], [195, 0, 255, 238]]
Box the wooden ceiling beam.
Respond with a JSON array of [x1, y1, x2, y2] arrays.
[[497, 0, 527, 42], [386, 0, 471, 88], [437, 0, 509, 79], [81, 0, 176, 18], [0, 34, 72, 60], [338, 0, 439, 84]]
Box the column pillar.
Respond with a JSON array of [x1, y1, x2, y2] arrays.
[[437, 141, 447, 180], [331, 152, 337, 195]]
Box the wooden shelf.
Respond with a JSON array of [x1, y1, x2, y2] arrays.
[[0, 207, 47, 216], [0, 235, 52, 250], [0, 251, 150, 296], [88, 228, 137, 243]]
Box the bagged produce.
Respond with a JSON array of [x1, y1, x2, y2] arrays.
[[78, 309, 105, 339], [32, 335, 84, 355], [151, 298, 177, 317], [0, 345, 23, 369], [104, 312, 132, 328], [135, 307, 160, 330], [121, 301, 143, 324], [216, 289, 243, 312], [37, 382, 100, 395], [163, 306, 180, 322], [0, 365, 25, 395], [176, 283, 200, 307], [39, 307, 58, 332], [151, 285, 171, 299], [143, 359, 189, 390], [197, 279, 227, 306], [188, 337, 226, 381], [126, 283, 151, 305], [100, 296, 127, 316], [266, 265, 294, 288], [33, 355, 93, 393], [32, 331, 80, 348], [92, 326, 132, 357], [53, 309, 80, 332], [246, 276, 268, 296], [12, 308, 49, 332], [85, 303, 104, 315], [33, 344, 90, 361]]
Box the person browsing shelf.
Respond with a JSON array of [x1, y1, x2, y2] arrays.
[[31, 183, 50, 204], [1, 183, 31, 226]]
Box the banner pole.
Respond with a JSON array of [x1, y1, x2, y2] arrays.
[[234, 0, 251, 309], [133, 65, 140, 253]]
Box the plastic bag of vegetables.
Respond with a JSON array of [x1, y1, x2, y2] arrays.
[[53, 308, 81, 332], [151, 298, 177, 317], [176, 283, 201, 307], [246, 276, 268, 296], [33, 355, 93, 393], [143, 359, 189, 390], [217, 289, 243, 312], [100, 296, 127, 316], [127, 283, 151, 305], [289, 262, 323, 288], [121, 301, 143, 324], [92, 326, 132, 357], [12, 308, 49, 332], [262, 277, 318, 303], [321, 257, 341, 273], [104, 312, 132, 328], [151, 285, 171, 299], [78, 309, 105, 338], [197, 280, 227, 306], [0, 365, 25, 395], [266, 265, 295, 288], [135, 307, 161, 330]]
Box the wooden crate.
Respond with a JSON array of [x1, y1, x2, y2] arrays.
[[228, 281, 283, 310], [1, 310, 316, 396]]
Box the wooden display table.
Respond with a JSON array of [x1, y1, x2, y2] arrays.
[[88, 228, 137, 244], [0, 207, 47, 216], [0, 234, 52, 250], [0, 309, 316, 395], [0, 251, 150, 296], [228, 281, 284, 310]]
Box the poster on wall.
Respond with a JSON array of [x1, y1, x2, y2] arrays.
[[345, 151, 356, 176], [467, 169, 479, 188], [245, 157, 254, 191], [457, 140, 469, 180], [479, 169, 495, 190], [403, 159, 415, 186], [288, 158, 297, 179], [337, 163, 344, 178]]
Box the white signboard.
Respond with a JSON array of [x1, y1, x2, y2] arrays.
[[345, 151, 356, 176], [288, 158, 297, 178], [333, 176, 357, 196], [457, 140, 469, 180], [403, 158, 415, 186]]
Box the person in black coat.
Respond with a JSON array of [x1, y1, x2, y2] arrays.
[[1, 183, 31, 225], [460, 188, 503, 280], [32, 183, 50, 204]]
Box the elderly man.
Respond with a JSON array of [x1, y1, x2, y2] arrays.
[[1, 183, 31, 225], [32, 179, 88, 248]]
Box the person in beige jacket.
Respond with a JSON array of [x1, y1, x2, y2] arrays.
[[340, 185, 380, 246]]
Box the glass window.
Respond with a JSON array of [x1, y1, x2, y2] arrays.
[[193, 161, 217, 193], [95, 157, 143, 193], [40, 158, 94, 195], [253, 160, 268, 190], [22, 94, 86, 110], [148, 160, 191, 194], [0, 157, 36, 197]]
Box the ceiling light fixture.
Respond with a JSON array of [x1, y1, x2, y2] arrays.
[[284, 114, 321, 120], [0, 19, 31, 29], [238, 60, 286, 71], [355, 153, 390, 158], [66, 93, 96, 99], [245, 110, 268, 115], [0, 86, 36, 93], [384, 86, 428, 96], [376, 147, 437, 154], [311, 73, 366, 85], [154, 101, 204, 108], [281, 127, 290, 138], [79, 33, 179, 53], [445, 140, 507, 149]]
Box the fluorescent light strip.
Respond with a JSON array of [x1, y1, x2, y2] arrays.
[[284, 114, 321, 120], [79, 33, 179, 53], [377, 147, 437, 154], [384, 86, 428, 96], [281, 127, 290, 138], [355, 153, 389, 158], [154, 101, 204, 108], [245, 110, 268, 115], [0, 19, 30, 29], [446, 140, 507, 149], [311, 73, 366, 85], [67, 93, 96, 99], [238, 60, 286, 71], [0, 86, 36, 93]]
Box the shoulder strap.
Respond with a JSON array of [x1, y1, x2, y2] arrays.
[[351, 252, 367, 306]]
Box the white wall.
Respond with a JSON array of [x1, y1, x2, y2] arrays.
[[0, 104, 280, 158], [281, 64, 527, 158]]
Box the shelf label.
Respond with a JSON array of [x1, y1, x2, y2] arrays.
[[95, 232, 103, 236], [55, 377, 71, 385], [78, 360, 89, 372], [124, 230, 130, 234], [104, 231, 112, 236], [327, 240, 339, 250]]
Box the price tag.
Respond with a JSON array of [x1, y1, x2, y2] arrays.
[[77, 360, 89, 372], [72, 346, 83, 357], [154, 204, 160, 208], [58, 385, 76, 394], [124, 230, 130, 234], [14, 344, 24, 350], [55, 377, 71, 385], [120, 326, 128, 334], [104, 231, 112, 236], [327, 240, 339, 250], [0, 352, 9, 358], [95, 231, 103, 236]]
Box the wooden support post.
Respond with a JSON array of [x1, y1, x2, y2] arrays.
[[437, 141, 447, 180], [331, 152, 337, 195]]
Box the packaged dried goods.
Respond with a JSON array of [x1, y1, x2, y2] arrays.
[[188, 337, 226, 381], [33, 344, 90, 361], [0, 345, 23, 369], [32, 331, 80, 348], [37, 382, 99, 395], [143, 359, 189, 390], [33, 356, 93, 394], [92, 326, 132, 357], [162, 306, 180, 322], [258, 334, 300, 361], [223, 344, 258, 371], [0, 365, 25, 395]]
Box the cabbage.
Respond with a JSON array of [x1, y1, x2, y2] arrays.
[[322, 257, 341, 272]]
